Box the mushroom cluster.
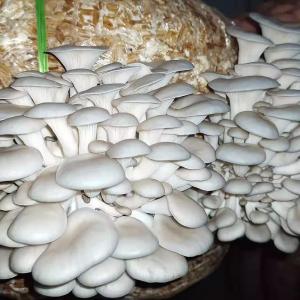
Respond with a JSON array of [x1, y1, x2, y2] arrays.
[[0, 45, 228, 298], [203, 13, 300, 253]]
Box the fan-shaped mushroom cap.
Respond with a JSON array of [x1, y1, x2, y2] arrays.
[[249, 210, 269, 224], [287, 203, 300, 235], [272, 58, 300, 69], [234, 111, 279, 139], [88, 140, 111, 154], [264, 43, 300, 62], [68, 107, 110, 127], [8, 203, 67, 245], [78, 257, 125, 287], [56, 154, 125, 190], [101, 112, 138, 127], [224, 178, 252, 195], [153, 82, 196, 101], [120, 73, 168, 96], [189, 170, 225, 191], [0, 209, 24, 247], [228, 127, 249, 140], [47, 45, 107, 70], [234, 62, 282, 79], [250, 13, 300, 44], [0, 103, 30, 121], [25, 103, 76, 119], [138, 115, 181, 131], [107, 139, 151, 159], [227, 25, 272, 63], [132, 179, 165, 198], [259, 137, 289, 152], [13, 182, 37, 206], [198, 121, 224, 136], [112, 217, 158, 259], [126, 247, 188, 283], [141, 196, 171, 216], [181, 137, 216, 163], [273, 230, 299, 253], [167, 191, 207, 228], [0, 247, 16, 279], [10, 244, 48, 273], [0, 145, 43, 181], [0, 115, 46, 135], [216, 143, 266, 165], [96, 273, 135, 298], [283, 178, 300, 195], [153, 215, 213, 257], [72, 282, 97, 298], [259, 105, 300, 122], [32, 209, 118, 285], [154, 59, 194, 73], [29, 167, 76, 202], [249, 182, 274, 196], [217, 219, 245, 242], [147, 142, 190, 161], [176, 168, 211, 181], [209, 76, 278, 92], [245, 223, 271, 243], [34, 281, 75, 297]]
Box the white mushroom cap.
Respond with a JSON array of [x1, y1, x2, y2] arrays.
[[10, 244, 48, 273], [154, 59, 194, 73], [32, 209, 118, 285], [153, 214, 213, 257], [245, 223, 271, 243], [264, 43, 300, 62], [88, 140, 111, 154], [0, 145, 43, 181], [8, 203, 67, 245], [132, 179, 165, 198], [283, 178, 300, 195], [287, 203, 300, 235], [190, 170, 225, 191], [217, 219, 245, 242], [47, 45, 108, 70], [209, 76, 278, 93], [259, 137, 289, 152], [0, 103, 30, 121], [272, 58, 300, 69], [72, 282, 97, 298], [96, 272, 135, 298], [147, 142, 190, 162], [217, 143, 266, 165], [0, 247, 16, 279], [141, 196, 171, 216], [78, 257, 125, 287], [29, 167, 76, 202], [167, 191, 207, 228], [126, 247, 188, 283], [34, 281, 75, 297], [227, 25, 272, 63], [154, 82, 196, 101], [259, 104, 300, 122], [181, 137, 216, 163], [250, 13, 300, 44], [107, 139, 151, 159], [234, 62, 282, 79], [56, 154, 125, 190], [273, 230, 299, 253], [224, 178, 252, 195], [112, 217, 159, 259]]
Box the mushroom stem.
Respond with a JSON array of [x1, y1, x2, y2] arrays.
[[46, 118, 78, 157], [19, 133, 60, 166], [77, 125, 97, 154]]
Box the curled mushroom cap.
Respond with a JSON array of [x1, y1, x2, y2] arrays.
[[32, 209, 118, 286], [56, 154, 125, 190], [216, 143, 266, 165], [126, 247, 188, 283]]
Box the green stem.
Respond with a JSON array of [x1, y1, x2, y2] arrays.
[[35, 0, 48, 72]]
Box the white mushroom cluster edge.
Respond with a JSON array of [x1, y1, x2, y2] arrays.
[[0, 12, 300, 299]]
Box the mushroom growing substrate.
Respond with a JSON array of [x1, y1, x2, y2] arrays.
[[0, 12, 300, 298]]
